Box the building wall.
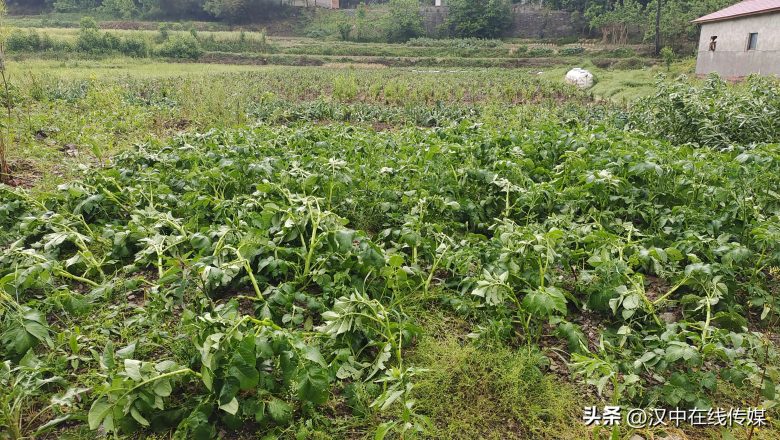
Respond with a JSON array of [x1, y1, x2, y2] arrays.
[[696, 12, 780, 77], [314, 0, 339, 9]]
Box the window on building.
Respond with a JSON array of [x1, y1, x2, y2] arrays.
[[709, 36, 717, 51], [747, 33, 758, 51]]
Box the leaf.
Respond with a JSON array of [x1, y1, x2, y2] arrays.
[[268, 398, 291, 423], [88, 397, 112, 430], [153, 379, 172, 397], [297, 366, 330, 405], [228, 360, 259, 391], [333, 229, 356, 252], [762, 379, 776, 400], [33, 415, 71, 435], [374, 421, 395, 440], [622, 294, 640, 310], [301, 346, 327, 367], [388, 254, 404, 268], [116, 342, 136, 360], [51, 387, 89, 407], [131, 406, 150, 426], [124, 359, 143, 381], [100, 341, 116, 371], [523, 287, 567, 316], [219, 397, 239, 415], [190, 233, 212, 251], [380, 389, 404, 411]]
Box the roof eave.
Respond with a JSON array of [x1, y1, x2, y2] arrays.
[[692, 7, 780, 24]]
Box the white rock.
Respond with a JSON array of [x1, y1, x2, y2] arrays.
[[565, 67, 595, 89]]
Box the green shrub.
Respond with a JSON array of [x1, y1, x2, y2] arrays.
[[591, 57, 613, 68], [120, 35, 151, 57], [559, 46, 585, 56], [527, 47, 555, 57], [101, 0, 138, 19], [612, 57, 646, 70], [337, 22, 352, 41], [445, 0, 511, 39], [155, 35, 202, 59], [384, 0, 425, 43], [158, 22, 171, 42], [407, 37, 503, 49], [6, 30, 54, 52], [604, 47, 636, 58], [101, 32, 122, 51], [77, 17, 117, 54], [305, 28, 329, 39], [660, 46, 675, 71]]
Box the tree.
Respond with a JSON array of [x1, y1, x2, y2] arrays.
[[445, 0, 511, 39], [203, 0, 286, 23], [586, 0, 645, 45], [101, 0, 139, 18], [384, 0, 424, 43], [644, 0, 732, 52]]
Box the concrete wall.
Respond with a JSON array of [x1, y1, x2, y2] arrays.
[[696, 12, 780, 77], [420, 5, 576, 39]]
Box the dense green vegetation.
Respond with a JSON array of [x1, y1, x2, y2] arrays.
[[8, 0, 740, 49], [1, 0, 779, 438], [0, 52, 779, 439], [3, 24, 654, 67]]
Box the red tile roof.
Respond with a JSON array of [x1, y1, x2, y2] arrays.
[[693, 0, 780, 23]]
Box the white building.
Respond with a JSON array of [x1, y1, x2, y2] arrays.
[[693, 0, 780, 77]]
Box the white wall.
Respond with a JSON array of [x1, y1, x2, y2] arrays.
[[696, 12, 780, 77], [314, 0, 337, 8]]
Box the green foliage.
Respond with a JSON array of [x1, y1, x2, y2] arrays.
[[6, 29, 57, 52], [644, 0, 734, 50], [52, 0, 97, 13], [1, 63, 779, 438], [631, 75, 780, 148], [203, 0, 287, 23], [410, 337, 587, 439], [444, 0, 511, 39], [384, 0, 424, 43], [406, 37, 503, 48], [336, 21, 351, 41], [660, 46, 674, 71], [120, 34, 151, 57], [155, 34, 202, 59], [527, 46, 555, 57], [100, 0, 139, 19], [586, 0, 644, 44]]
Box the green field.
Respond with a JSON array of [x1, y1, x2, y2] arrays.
[[1, 20, 780, 440]]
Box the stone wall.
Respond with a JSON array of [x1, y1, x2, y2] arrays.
[[420, 5, 577, 39]]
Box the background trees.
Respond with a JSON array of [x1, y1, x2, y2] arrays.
[[3, 0, 740, 51], [445, 0, 511, 39], [385, 0, 424, 43]]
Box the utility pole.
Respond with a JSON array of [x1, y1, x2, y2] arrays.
[[655, 0, 661, 55]]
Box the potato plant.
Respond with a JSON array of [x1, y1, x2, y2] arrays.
[[0, 74, 779, 438]]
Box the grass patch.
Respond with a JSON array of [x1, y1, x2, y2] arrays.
[[408, 335, 590, 439]]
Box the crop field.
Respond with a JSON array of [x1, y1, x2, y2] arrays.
[[1, 24, 780, 440]]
